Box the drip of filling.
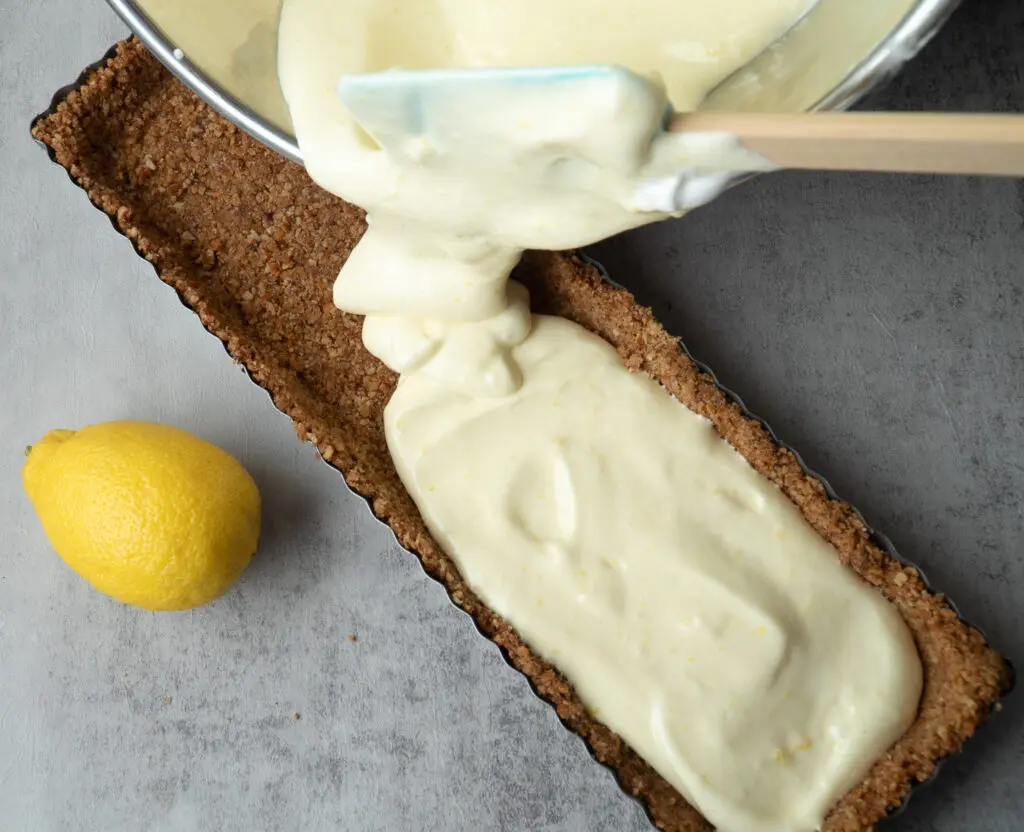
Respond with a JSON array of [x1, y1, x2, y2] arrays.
[[277, 3, 922, 830]]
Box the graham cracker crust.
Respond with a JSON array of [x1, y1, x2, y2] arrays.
[[32, 39, 1012, 832]]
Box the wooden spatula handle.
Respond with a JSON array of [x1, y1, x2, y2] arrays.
[[669, 112, 1024, 177]]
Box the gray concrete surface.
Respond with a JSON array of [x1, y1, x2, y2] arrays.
[[1, 0, 1021, 829]]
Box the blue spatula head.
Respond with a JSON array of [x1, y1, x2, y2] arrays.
[[338, 65, 628, 133], [336, 65, 671, 170]]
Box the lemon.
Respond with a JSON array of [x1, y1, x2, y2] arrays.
[[23, 420, 260, 611]]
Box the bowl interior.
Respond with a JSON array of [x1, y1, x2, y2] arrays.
[[124, 0, 955, 156]]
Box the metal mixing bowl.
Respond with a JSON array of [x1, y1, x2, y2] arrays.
[[104, 0, 964, 168]]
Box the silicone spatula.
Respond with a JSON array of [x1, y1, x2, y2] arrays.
[[337, 65, 1024, 178]]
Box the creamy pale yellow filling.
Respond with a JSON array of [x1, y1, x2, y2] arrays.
[[276, 2, 923, 830], [386, 308, 921, 832]]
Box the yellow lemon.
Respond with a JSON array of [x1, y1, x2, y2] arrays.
[[23, 420, 260, 611]]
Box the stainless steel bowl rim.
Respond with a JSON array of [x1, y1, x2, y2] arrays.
[[105, 0, 303, 163]]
